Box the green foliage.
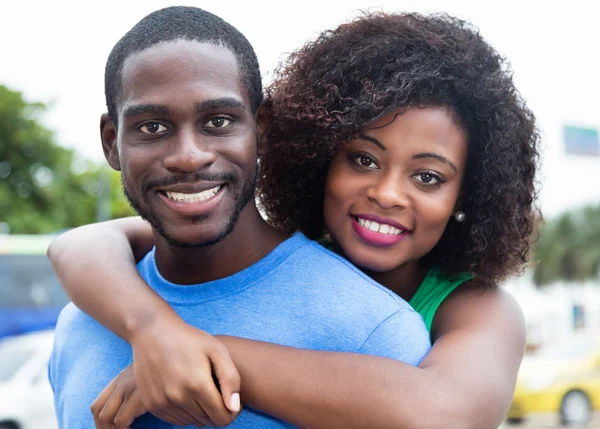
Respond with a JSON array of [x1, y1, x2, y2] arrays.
[[533, 204, 600, 286], [0, 84, 134, 234]]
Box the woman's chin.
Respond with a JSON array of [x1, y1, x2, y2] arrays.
[[346, 252, 404, 274]]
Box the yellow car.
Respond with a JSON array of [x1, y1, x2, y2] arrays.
[[508, 330, 600, 426]]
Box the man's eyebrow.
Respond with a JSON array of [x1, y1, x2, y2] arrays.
[[413, 153, 458, 172], [358, 134, 387, 151], [123, 104, 171, 120], [196, 98, 247, 114]]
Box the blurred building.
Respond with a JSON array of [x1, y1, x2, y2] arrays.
[[506, 273, 600, 349], [507, 122, 600, 349], [540, 123, 600, 217]]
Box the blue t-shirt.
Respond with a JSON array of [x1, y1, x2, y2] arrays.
[[49, 233, 430, 428]]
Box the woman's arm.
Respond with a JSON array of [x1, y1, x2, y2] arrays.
[[47, 217, 173, 340], [47, 218, 241, 426], [51, 221, 525, 429], [216, 284, 525, 429]]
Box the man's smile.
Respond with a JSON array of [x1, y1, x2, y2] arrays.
[[163, 185, 222, 203], [156, 184, 227, 217]]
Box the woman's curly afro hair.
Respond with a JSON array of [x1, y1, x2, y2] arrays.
[[258, 12, 540, 286]]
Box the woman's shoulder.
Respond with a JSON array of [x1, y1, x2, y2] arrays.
[[432, 278, 525, 340], [438, 279, 521, 314]]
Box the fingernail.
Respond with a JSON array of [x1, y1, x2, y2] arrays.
[[231, 392, 241, 412]]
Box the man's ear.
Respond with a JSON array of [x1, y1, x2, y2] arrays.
[[100, 113, 121, 171], [255, 103, 270, 158]]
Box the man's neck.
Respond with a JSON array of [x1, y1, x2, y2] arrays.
[[153, 203, 288, 285]]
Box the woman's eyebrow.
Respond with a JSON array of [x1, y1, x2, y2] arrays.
[[358, 134, 387, 151], [413, 152, 458, 172]]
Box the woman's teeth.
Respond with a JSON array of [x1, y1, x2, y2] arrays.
[[357, 217, 403, 235], [165, 185, 221, 203]]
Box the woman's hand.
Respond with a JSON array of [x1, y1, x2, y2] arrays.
[[128, 314, 242, 427]]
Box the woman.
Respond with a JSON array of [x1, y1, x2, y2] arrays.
[[49, 12, 539, 429]]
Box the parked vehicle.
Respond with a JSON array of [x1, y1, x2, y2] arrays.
[[0, 330, 57, 429], [508, 330, 600, 426], [0, 235, 68, 338]]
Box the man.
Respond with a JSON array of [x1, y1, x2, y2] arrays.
[[48, 6, 430, 428]]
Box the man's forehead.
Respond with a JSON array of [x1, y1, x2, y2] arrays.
[[118, 39, 248, 110], [124, 39, 238, 69]]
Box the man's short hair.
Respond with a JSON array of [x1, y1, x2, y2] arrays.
[[105, 6, 263, 125]]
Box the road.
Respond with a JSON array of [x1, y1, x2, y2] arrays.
[[504, 413, 600, 428]]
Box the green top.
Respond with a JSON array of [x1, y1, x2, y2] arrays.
[[409, 268, 473, 335]]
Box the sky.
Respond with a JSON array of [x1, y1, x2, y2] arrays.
[[2, 0, 599, 216]]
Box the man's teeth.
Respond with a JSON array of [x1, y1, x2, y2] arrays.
[[165, 186, 221, 203], [357, 218, 403, 235]]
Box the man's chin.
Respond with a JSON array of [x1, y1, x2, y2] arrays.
[[150, 217, 239, 248], [157, 228, 230, 248]]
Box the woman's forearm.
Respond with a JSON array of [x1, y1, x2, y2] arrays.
[[48, 217, 178, 341], [218, 336, 472, 429], [216, 288, 524, 429]]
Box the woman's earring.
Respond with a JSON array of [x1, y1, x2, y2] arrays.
[[454, 211, 465, 222]]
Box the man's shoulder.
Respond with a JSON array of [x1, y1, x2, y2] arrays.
[[54, 302, 87, 332], [53, 303, 121, 349], [50, 303, 130, 380], [284, 236, 368, 278], [284, 238, 390, 286], [277, 238, 412, 311]]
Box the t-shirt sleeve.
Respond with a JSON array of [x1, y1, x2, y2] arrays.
[[48, 345, 58, 394], [358, 309, 431, 366], [48, 356, 54, 392]]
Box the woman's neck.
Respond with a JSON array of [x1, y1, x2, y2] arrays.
[[365, 262, 428, 301], [329, 241, 427, 301]]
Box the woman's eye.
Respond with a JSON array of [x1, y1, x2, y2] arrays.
[[413, 172, 441, 185], [204, 117, 233, 128], [139, 122, 168, 134], [353, 154, 378, 169]]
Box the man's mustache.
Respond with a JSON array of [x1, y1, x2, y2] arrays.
[[142, 172, 239, 195]]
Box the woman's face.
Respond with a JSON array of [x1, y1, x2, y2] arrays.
[[323, 106, 468, 273]]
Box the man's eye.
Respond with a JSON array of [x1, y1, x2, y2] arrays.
[[139, 122, 168, 134], [204, 117, 233, 128]]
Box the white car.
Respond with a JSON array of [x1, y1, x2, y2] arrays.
[[0, 330, 57, 429]]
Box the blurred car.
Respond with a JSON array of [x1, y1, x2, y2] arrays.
[[0, 330, 57, 429], [508, 330, 600, 426]]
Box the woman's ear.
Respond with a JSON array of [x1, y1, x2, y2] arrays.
[[100, 113, 121, 171]]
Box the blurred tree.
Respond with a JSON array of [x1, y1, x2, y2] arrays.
[[0, 85, 134, 234], [533, 204, 600, 286]]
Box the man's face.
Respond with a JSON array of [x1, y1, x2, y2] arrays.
[[104, 40, 258, 247]]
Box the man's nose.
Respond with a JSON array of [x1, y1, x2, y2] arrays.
[[162, 127, 217, 173]]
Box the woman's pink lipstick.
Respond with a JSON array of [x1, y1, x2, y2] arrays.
[[350, 215, 409, 247]]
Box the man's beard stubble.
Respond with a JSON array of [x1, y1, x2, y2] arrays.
[[122, 169, 258, 249]]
